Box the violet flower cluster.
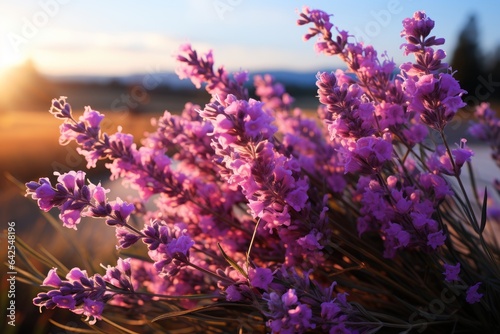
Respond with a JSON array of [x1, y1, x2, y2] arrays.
[[33, 262, 132, 325], [23, 6, 500, 334]]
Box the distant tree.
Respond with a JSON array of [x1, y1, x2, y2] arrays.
[[0, 59, 55, 111], [488, 46, 500, 100], [450, 14, 484, 100]]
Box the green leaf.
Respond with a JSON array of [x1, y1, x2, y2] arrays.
[[480, 187, 488, 234], [152, 305, 222, 322], [152, 303, 259, 322], [48, 319, 98, 333], [217, 242, 248, 279]]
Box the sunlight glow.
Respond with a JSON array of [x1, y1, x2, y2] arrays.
[[0, 50, 26, 77]]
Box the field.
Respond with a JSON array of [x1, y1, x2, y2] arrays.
[[0, 107, 163, 333]]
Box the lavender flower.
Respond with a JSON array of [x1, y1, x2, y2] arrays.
[[102, 258, 134, 291], [400, 11, 445, 56], [469, 102, 500, 167], [466, 282, 483, 304], [341, 135, 393, 175], [404, 73, 466, 131], [248, 267, 273, 290], [142, 220, 194, 278], [316, 72, 376, 140], [427, 231, 446, 249], [297, 7, 346, 56], [175, 43, 248, 101], [42, 268, 62, 288], [26, 171, 137, 230], [24, 7, 500, 333], [443, 262, 461, 282], [200, 94, 309, 231], [26, 171, 92, 229], [254, 74, 294, 112], [264, 289, 316, 333], [34, 267, 114, 325]]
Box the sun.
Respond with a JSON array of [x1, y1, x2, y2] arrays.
[[0, 49, 28, 100], [0, 50, 26, 77]]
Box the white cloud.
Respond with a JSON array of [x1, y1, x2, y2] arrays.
[[30, 28, 343, 76], [31, 30, 184, 75]]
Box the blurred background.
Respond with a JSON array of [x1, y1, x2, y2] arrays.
[[1, 0, 500, 332]]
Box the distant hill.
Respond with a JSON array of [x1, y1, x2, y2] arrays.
[[1, 65, 334, 113], [39, 70, 325, 114], [47, 69, 330, 90]]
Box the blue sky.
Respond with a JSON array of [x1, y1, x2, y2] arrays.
[[1, 0, 499, 76]]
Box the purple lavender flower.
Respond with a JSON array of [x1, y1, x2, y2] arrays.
[[254, 74, 294, 111], [469, 103, 500, 167], [102, 258, 133, 291], [78, 298, 105, 323], [105, 198, 135, 226], [288, 304, 314, 331], [144, 104, 217, 174], [426, 141, 473, 176], [400, 11, 445, 56], [115, 227, 141, 249], [342, 135, 393, 175], [175, 43, 248, 101], [58, 106, 104, 155], [418, 173, 453, 200], [262, 270, 357, 334], [25, 178, 60, 211], [265, 289, 317, 333], [297, 7, 346, 56], [296, 229, 324, 251], [142, 220, 194, 278], [320, 300, 341, 320], [248, 267, 273, 290], [385, 223, 411, 248], [427, 231, 446, 249], [42, 268, 62, 288], [466, 282, 483, 304], [224, 285, 243, 302], [26, 171, 91, 229], [443, 262, 461, 282], [200, 94, 310, 232], [47, 99, 191, 205], [49, 96, 72, 119], [34, 267, 113, 325], [316, 72, 376, 140], [26, 171, 138, 230], [52, 295, 76, 309], [404, 73, 466, 131]]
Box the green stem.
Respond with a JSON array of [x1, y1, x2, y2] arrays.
[[186, 261, 234, 285], [440, 131, 499, 272], [439, 132, 479, 230], [246, 218, 261, 267]]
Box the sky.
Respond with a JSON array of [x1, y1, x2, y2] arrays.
[[1, 0, 500, 77]]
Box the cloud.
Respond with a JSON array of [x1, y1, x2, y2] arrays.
[[29, 26, 342, 76], [31, 30, 184, 75]]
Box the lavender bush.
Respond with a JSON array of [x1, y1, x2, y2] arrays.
[[22, 7, 500, 333]]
